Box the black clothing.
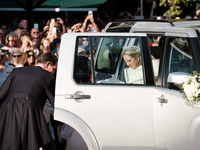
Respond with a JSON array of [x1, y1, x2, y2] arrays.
[[0, 66, 56, 150]]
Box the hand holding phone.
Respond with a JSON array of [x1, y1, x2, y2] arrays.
[[88, 11, 93, 18], [50, 18, 55, 28], [52, 27, 57, 34]]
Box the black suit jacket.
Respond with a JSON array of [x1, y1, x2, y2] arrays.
[[0, 66, 56, 150]]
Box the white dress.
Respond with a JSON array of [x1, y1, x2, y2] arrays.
[[124, 65, 144, 84]]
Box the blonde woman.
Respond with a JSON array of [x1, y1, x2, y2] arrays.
[[40, 37, 51, 53], [123, 46, 144, 84]]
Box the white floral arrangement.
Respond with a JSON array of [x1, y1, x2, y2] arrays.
[[179, 71, 200, 106]]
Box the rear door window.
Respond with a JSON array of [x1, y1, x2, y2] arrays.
[[163, 37, 196, 86]]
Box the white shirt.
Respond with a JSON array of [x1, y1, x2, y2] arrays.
[[124, 65, 144, 84]]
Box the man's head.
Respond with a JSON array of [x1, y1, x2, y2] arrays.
[[19, 19, 28, 30], [37, 52, 58, 75], [0, 49, 6, 65], [31, 27, 40, 39]]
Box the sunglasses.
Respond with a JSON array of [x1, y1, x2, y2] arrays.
[[12, 55, 21, 58], [33, 31, 39, 34], [28, 54, 34, 58]]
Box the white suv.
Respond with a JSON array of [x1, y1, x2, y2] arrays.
[[54, 23, 200, 150]]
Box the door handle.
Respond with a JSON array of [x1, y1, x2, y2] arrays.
[[65, 91, 91, 102], [70, 94, 91, 99], [156, 95, 168, 104]]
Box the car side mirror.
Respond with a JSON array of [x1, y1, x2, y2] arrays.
[[167, 72, 191, 90]]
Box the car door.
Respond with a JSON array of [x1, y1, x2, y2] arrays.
[[55, 32, 158, 149], [152, 32, 200, 149]]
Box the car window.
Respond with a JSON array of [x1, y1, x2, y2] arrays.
[[163, 37, 196, 86], [73, 36, 145, 85]]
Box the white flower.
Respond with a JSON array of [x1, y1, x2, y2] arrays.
[[182, 76, 200, 101], [180, 71, 200, 106]]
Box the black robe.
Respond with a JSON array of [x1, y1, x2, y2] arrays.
[[0, 66, 56, 150]]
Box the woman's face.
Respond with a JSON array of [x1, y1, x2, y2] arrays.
[[8, 36, 14, 47], [27, 52, 35, 65], [123, 54, 140, 70], [43, 39, 50, 48]]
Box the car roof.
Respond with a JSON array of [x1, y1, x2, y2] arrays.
[[104, 20, 174, 32], [172, 20, 200, 28], [105, 20, 199, 38]]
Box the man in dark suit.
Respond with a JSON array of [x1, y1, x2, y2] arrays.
[[0, 52, 58, 150]]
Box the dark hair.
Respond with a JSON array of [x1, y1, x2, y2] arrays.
[[37, 52, 58, 66], [20, 50, 36, 66], [56, 23, 63, 32]]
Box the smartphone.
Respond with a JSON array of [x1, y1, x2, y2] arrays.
[[52, 27, 57, 34], [51, 18, 55, 24], [88, 10, 93, 18], [34, 23, 39, 29]]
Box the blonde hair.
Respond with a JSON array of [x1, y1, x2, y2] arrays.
[[123, 46, 141, 58], [40, 37, 51, 53]]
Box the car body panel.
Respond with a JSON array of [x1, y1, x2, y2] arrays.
[[153, 87, 200, 149]]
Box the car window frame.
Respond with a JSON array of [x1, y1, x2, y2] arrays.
[[73, 34, 155, 86]]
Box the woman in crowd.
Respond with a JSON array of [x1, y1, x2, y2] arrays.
[[82, 12, 99, 32], [123, 46, 144, 84], [40, 37, 51, 53], [18, 50, 36, 67], [5, 32, 18, 52]]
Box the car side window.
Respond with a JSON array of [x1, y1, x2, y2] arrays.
[[74, 37, 92, 84], [73, 36, 145, 85], [163, 37, 196, 86]]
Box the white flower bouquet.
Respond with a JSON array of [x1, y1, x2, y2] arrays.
[[179, 71, 200, 106]]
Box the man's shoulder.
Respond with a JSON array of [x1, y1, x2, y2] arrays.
[[5, 62, 15, 68], [16, 66, 53, 77], [4, 62, 15, 72]]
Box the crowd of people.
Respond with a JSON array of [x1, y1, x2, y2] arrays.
[[0, 11, 110, 86]]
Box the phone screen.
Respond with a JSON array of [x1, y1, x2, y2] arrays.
[[52, 27, 57, 34], [88, 11, 93, 18], [34, 23, 39, 29]]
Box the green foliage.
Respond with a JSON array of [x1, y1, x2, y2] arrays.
[[159, 0, 200, 18]]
